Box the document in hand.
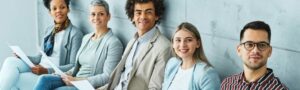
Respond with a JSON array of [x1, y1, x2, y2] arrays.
[[38, 49, 67, 76], [71, 80, 95, 90], [9, 46, 35, 67]]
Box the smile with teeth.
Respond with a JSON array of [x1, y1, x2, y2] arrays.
[[139, 20, 148, 25], [179, 49, 189, 53], [56, 14, 63, 18]]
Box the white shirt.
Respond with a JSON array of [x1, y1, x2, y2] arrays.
[[40, 30, 65, 68], [168, 66, 194, 90]]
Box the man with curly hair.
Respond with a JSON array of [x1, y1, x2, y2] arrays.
[[98, 0, 171, 90]]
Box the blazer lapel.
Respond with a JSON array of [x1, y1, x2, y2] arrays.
[[128, 42, 153, 78], [71, 32, 92, 76], [62, 24, 72, 49], [167, 60, 181, 89], [59, 24, 72, 65], [93, 31, 112, 74], [118, 38, 136, 70], [109, 38, 137, 88], [128, 29, 161, 80], [121, 38, 136, 64], [74, 33, 92, 63]]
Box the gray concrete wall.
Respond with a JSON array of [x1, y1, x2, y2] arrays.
[[0, 0, 38, 69], [1, 0, 299, 89]]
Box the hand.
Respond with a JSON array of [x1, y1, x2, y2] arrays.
[[61, 75, 75, 86], [31, 65, 48, 75]]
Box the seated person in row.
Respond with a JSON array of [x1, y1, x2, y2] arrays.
[[34, 0, 123, 89], [0, 0, 83, 89], [163, 22, 220, 90], [221, 21, 288, 90]]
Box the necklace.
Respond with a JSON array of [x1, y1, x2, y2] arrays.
[[92, 31, 108, 40]]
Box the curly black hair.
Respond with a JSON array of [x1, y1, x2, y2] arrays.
[[43, 0, 70, 11], [125, 0, 165, 24]]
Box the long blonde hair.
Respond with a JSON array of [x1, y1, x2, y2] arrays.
[[171, 22, 212, 66]]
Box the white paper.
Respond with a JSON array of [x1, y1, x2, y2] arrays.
[[9, 46, 35, 67], [38, 48, 67, 76], [71, 80, 95, 90]]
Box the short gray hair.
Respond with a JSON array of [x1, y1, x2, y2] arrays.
[[90, 0, 110, 15]]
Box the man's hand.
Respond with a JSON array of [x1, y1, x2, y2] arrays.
[[31, 65, 48, 75], [61, 75, 75, 86]]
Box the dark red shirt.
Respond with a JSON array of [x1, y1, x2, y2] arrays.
[[221, 68, 288, 90]]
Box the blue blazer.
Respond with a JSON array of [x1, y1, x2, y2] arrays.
[[28, 22, 84, 73], [71, 29, 124, 88], [162, 57, 221, 90]]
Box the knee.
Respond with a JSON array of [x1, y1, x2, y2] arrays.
[[35, 75, 51, 88], [34, 75, 48, 90], [34, 75, 62, 90], [3, 57, 26, 68], [37, 74, 52, 82], [37, 74, 61, 84], [2, 57, 21, 67], [4, 57, 20, 63]]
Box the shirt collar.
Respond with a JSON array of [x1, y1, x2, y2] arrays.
[[238, 68, 275, 85], [134, 26, 157, 43]]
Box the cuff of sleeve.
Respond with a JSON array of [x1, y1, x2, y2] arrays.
[[47, 68, 54, 74]]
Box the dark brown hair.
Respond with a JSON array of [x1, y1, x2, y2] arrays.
[[125, 0, 165, 24], [43, 0, 70, 11], [240, 21, 271, 42]]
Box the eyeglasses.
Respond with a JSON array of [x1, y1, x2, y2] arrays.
[[240, 41, 270, 51]]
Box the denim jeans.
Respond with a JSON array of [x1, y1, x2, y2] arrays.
[[34, 74, 78, 90], [0, 57, 38, 90]]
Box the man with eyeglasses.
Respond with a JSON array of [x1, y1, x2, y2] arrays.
[[221, 21, 288, 90]]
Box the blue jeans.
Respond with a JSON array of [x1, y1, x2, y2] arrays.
[[34, 74, 78, 90], [0, 57, 38, 90]]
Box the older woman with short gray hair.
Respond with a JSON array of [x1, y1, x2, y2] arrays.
[[33, 0, 124, 90]]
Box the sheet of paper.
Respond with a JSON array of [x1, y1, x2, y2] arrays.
[[38, 49, 66, 76], [71, 80, 95, 90], [9, 46, 35, 67]]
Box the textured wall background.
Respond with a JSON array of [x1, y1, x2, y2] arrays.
[[0, 0, 38, 70], [1, 0, 298, 89]]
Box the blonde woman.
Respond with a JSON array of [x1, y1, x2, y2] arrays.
[[162, 22, 220, 90]]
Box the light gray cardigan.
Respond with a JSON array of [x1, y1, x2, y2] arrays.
[[70, 30, 124, 88], [28, 22, 84, 73]]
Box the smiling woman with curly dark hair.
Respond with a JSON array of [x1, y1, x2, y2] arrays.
[[0, 0, 84, 89]]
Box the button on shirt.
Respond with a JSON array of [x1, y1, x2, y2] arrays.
[[115, 27, 157, 90]]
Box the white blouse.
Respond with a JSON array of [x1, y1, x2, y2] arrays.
[[40, 30, 65, 68], [168, 66, 194, 90]]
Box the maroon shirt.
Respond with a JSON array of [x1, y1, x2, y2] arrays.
[[221, 68, 288, 90]]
